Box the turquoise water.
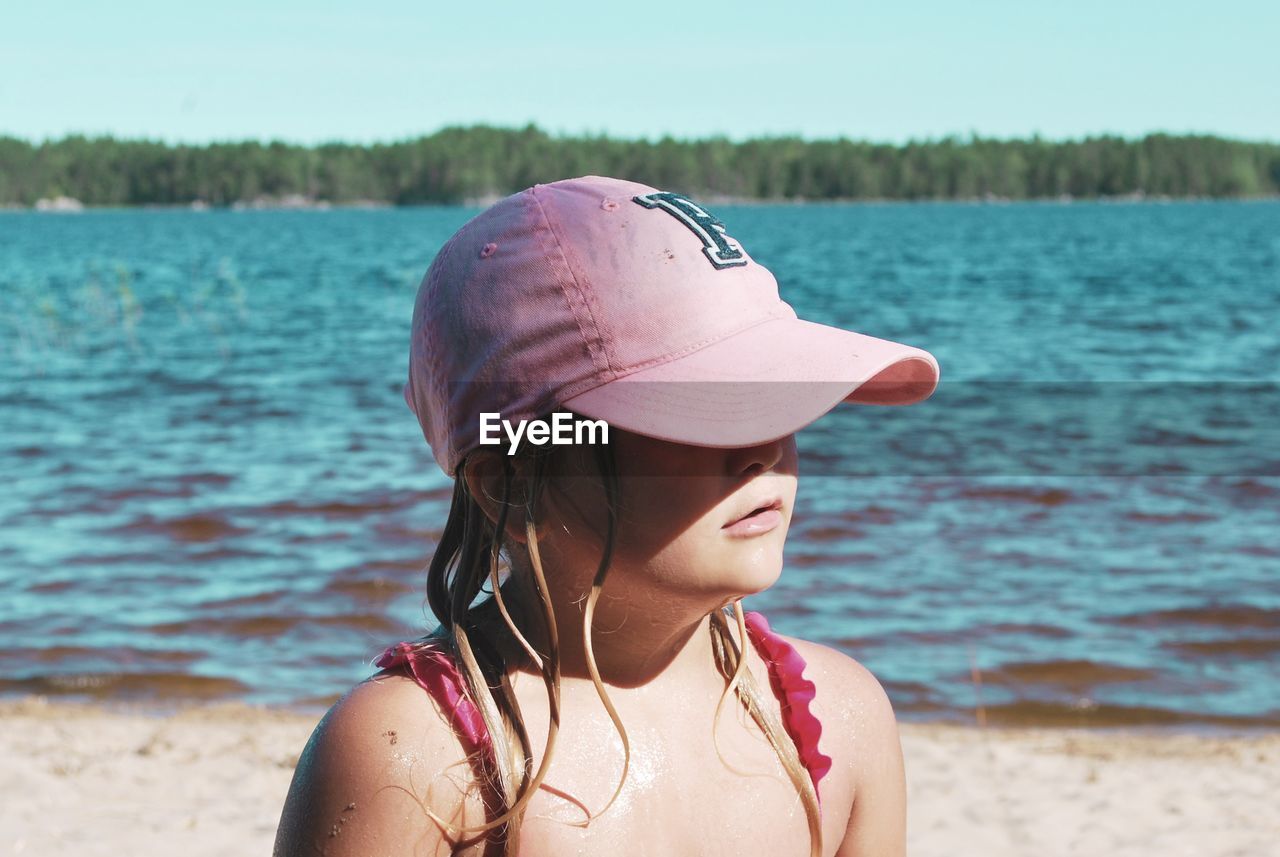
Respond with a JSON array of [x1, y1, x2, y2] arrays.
[[2, 201, 1278, 726]]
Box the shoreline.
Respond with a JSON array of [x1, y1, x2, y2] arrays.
[[5, 690, 1275, 735], [6, 696, 1277, 856], [5, 194, 1280, 213]]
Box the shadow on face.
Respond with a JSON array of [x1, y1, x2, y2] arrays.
[[527, 428, 801, 605]]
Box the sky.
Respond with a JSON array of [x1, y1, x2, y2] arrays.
[[3, 0, 1278, 146]]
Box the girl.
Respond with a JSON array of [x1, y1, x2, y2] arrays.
[[274, 175, 939, 857]]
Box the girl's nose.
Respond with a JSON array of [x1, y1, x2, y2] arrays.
[[726, 435, 792, 477]]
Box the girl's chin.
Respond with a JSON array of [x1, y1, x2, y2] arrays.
[[739, 565, 785, 597], [706, 557, 786, 600]]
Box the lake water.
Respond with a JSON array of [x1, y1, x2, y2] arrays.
[[2, 200, 1278, 727]]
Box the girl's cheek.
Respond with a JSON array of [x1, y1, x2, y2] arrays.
[[542, 482, 609, 544], [621, 479, 719, 530]]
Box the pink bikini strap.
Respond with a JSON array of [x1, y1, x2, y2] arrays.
[[375, 640, 492, 756], [743, 611, 833, 798]]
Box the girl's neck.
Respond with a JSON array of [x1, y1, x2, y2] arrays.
[[493, 572, 728, 690]]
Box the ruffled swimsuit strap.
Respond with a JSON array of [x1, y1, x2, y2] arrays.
[[376, 640, 512, 851], [375, 640, 494, 758], [743, 611, 834, 799]]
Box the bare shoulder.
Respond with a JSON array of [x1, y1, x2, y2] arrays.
[[781, 635, 901, 749], [778, 635, 907, 857], [273, 670, 478, 857]]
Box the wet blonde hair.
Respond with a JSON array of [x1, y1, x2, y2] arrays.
[[419, 438, 822, 856]]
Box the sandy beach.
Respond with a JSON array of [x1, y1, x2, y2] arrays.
[[3, 697, 1276, 857]]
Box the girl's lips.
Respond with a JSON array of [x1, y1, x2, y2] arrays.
[[722, 499, 784, 537]]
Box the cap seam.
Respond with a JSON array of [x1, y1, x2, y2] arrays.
[[420, 230, 463, 471], [544, 304, 796, 409], [610, 303, 796, 376], [528, 186, 615, 377]]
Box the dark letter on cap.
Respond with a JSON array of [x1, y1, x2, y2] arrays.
[[632, 192, 748, 270]]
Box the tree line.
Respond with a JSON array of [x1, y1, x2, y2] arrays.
[[1, 125, 1277, 206]]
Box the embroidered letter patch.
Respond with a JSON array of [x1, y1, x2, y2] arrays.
[[632, 192, 747, 269]]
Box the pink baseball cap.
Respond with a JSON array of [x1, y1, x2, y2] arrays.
[[405, 175, 940, 476]]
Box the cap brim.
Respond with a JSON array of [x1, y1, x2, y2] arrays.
[[561, 317, 939, 448]]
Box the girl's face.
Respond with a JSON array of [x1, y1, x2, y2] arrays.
[[538, 430, 799, 604]]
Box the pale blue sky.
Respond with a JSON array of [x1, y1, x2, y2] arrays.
[[3, 1, 1277, 144]]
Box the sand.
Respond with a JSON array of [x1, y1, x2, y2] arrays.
[[3, 697, 1276, 856]]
